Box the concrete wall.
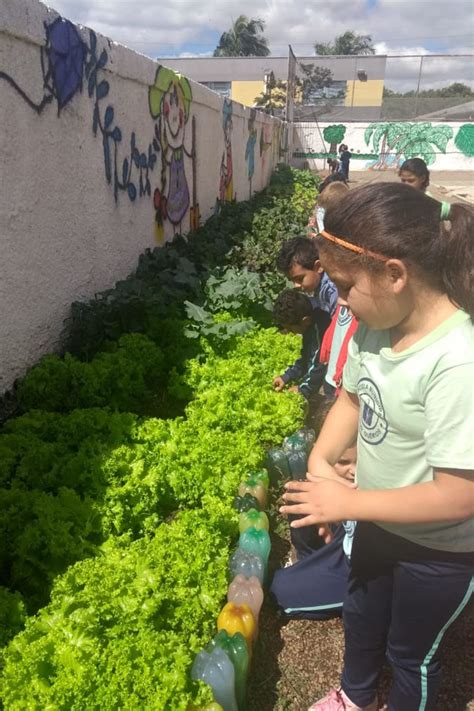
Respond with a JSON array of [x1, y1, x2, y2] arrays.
[[0, 0, 286, 393], [293, 121, 474, 171]]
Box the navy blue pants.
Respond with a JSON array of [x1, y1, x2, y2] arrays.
[[271, 525, 349, 619], [342, 522, 474, 711]]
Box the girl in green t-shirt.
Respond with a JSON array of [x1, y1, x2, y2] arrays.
[[280, 182, 473, 711]]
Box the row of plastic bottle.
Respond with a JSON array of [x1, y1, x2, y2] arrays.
[[191, 429, 315, 711]]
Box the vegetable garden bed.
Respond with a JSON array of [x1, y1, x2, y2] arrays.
[[0, 166, 319, 708]]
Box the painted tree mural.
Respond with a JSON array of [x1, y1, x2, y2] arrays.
[[454, 124, 474, 157], [365, 122, 453, 170], [323, 124, 346, 155]]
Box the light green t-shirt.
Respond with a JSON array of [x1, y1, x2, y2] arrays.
[[343, 309, 474, 552]]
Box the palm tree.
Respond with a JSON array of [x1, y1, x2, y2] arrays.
[[213, 15, 270, 57], [365, 122, 453, 169], [315, 31, 375, 56]]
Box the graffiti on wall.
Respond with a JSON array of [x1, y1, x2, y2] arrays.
[[364, 122, 453, 170], [1, 15, 204, 244], [1, 17, 158, 204], [245, 108, 258, 199], [259, 123, 273, 185], [215, 98, 234, 213], [148, 66, 199, 241]]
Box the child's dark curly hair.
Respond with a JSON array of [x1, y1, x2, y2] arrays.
[[276, 236, 319, 273], [273, 289, 313, 328]]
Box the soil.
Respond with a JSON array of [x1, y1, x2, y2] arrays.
[[247, 525, 474, 711]]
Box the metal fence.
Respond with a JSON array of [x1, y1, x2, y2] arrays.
[[288, 52, 474, 123]]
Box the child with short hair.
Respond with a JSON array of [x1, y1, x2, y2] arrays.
[[276, 236, 338, 317], [272, 289, 331, 400], [281, 183, 474, 711]]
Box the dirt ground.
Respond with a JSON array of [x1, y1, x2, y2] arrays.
[[329, 168, 474, 205], [347, 169, 474, 204], [248, 527, 474, 711]]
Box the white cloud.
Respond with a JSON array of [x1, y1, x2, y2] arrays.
[[49, 0, 474, 68]]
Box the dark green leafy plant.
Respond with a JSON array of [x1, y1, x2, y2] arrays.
[[63, 166, 318, 359], [17, 334, 165, 414]]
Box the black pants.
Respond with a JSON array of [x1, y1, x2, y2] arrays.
[[341, 522, 474, 710]]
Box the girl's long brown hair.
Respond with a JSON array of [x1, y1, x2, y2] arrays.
[[319, 182, 474, 318]]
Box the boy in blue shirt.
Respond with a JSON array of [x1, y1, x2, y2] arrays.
[[272, 290, 331, 400]]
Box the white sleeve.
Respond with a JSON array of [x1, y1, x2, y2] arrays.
[[424, 363, 474, 471]]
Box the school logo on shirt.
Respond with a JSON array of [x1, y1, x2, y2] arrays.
[[358, 378, 388, 445], [338, 306, 352, 327]]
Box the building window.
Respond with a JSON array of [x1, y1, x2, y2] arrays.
[[201, 81, 231, 98], [304, 80, 347, 106]]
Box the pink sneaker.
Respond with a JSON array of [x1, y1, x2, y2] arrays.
[[308, 688, 378, 711]]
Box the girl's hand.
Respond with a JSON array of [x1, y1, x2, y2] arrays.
[[306, 471, 356, 488], [280, 479, 356, 528]]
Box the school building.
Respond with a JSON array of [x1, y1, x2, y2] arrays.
[[155, 55, 387, 121]]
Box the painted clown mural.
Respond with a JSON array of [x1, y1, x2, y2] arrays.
[[215, 98, 235, 212], [149, 66, 199, 242]]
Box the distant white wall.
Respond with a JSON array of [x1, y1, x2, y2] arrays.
[[292, 121, 474, 171], [0, 0, 286, 392]]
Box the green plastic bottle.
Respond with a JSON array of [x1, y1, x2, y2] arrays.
[[239, 527, 271, 580], [287, 449, 308, 480], [282, 432, 307, 453], [238, 478, 267, 509], [264, 447, 290, 483], [206, 630, 249, 711], [238, 508, 269, 534], [248, 469, 269, 491]]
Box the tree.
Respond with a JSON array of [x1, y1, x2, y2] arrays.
[[253, 79, 303, 113], [315, 30, 375, 56], [213, 15, 270, 57], [455, 124, 474, 157], [299, 64, 334, 103], [323, 124, 346, 155]]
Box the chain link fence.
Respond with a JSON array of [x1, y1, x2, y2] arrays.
[[288, 53, 473, 123]]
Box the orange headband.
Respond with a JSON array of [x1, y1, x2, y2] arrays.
[[319, 230, 387, 262]]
